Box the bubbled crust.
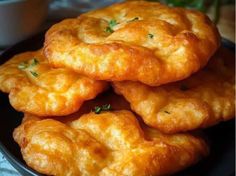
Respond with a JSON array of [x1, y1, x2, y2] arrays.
[[44, 1, 220, 86], [0, 50, 107, 116], [13, 111, 208, 176], [113, 48, 235, 134]]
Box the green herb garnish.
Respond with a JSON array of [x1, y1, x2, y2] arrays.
[[164, 111, 171, 114], [31, 58, 39, 67], [18, 62, 28, 70], [105, 19, 118, 33], [30, 71, 39, 77], [94, 106, 102, 114], [18, 58, 40, 77], [148, 33, 154, 39], [129, 17, 139, 22], [93, 104, 112, 114], [105, 26, 114, 33], [180, 84, 189, 91], [109, 19, 118, 28], [18, 58, 39, 70], [102, 104, 112, 111]]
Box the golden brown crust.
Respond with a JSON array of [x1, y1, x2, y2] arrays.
[[14, 111, 208, 176], [51, 90, 132, 124], [0, 50, 107, 116], [44, 1, 220, 86], [113, 48, 235, 134]]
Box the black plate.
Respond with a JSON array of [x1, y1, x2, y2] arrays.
[[0, 33, 235, 176]]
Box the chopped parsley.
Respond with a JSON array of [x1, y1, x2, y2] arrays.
[[148, 33, 154, 39], [129, 17, 139, 22], [109, 19, 118, 28], [18, 62, 28, 70], [105, 26, 114, 33], [164, 111, 171, 114], [105, 19, 118, 33], [180, 84, 189, 91], [18, 58, 39, 70], [31, 58, 39, 67], [30, 71, 39, 77], [93, 104, 112, 114], [18, 58, 40, 77]]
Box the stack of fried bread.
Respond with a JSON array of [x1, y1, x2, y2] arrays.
[[0, 1, 234, 176]]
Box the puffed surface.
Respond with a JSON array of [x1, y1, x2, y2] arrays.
[[113, 47, 235, 133], [13, 110, 208, 176], [0, 50, 107, 116], [44, 1, 220, 86]]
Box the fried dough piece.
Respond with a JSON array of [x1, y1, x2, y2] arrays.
[[14, 111, 208, 176], [0, 50, 107, 116], [113, 48, 235, 134], [44, 1, 220, 86], [53, 90, 131, 123]]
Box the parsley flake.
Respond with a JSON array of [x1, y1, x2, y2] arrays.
[[94, 106, 102, 114], [18, 58, 40, 77], [30, 71, 39, 77], [31, 58, 39, 67], [105, 19, 118, 33], [93, 104, 112, 114], [18, 62, 28, 70], [102, 104, 111, 111], [164, 111, 171, 114], [129, 17, 139, 22], [148, 33, 154, 39], [109, 19, 118, 28], [18, 58, 39, 70], [105, 26, 114, 33]]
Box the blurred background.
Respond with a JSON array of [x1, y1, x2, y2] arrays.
[[48, 0, 235, 41], [0, 0, 234, 48], [48, 0, 235, 42]]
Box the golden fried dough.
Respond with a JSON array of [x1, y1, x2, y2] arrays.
[[44, 1, 220, 86], [0, 50, 107, 116], [53, 90, 131, 123], [14, 111, 208, 176], [113, 48, 235, 134]]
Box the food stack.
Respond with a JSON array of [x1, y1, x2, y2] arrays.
[[0, 1, 234, 176]]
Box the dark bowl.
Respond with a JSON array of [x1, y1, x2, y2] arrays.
[[0, 33, 235, 176]]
